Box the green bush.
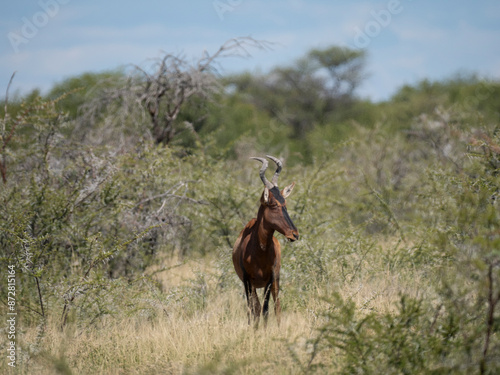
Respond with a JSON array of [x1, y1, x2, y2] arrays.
[[2, 61, 500, 374]]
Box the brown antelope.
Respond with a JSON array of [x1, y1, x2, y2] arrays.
[[232, 155, 299, 328]]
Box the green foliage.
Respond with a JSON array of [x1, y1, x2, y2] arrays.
[[0, 92, 273, 341], [223, 45, 367, 161], [2, 45, 500, 374], [284, 111, 500, 374], [47, 70, 126, 119], [1, 95, 135, 327], [383, 74, 500, 133]]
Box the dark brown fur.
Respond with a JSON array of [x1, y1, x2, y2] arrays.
[[233, 170, 298, 328]]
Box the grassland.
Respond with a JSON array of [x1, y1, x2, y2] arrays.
[[10, 237, 434, 375], [1, 76, 500, 374]]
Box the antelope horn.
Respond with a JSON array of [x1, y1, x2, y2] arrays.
[[250, 157, 274, 190], [266, 155, 282, 187]]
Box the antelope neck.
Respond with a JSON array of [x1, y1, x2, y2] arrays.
[[256, 207, 275, 250]]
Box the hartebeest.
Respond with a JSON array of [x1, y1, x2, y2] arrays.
[[232, 155, 299, 328]]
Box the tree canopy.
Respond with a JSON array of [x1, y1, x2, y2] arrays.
[[1, 40, 500, 374]]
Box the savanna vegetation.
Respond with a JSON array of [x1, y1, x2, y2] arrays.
[[1, 38, 500, 374]]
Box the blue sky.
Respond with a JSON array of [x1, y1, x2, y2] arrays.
[[1, 0, 499, 101]]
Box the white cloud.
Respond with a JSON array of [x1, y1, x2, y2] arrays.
[[1, 0, 499, 100]]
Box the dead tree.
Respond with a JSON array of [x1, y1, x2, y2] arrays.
[[79, 37, 271, 145]]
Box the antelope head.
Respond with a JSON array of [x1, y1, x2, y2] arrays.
[[251, 155, 299, 242]]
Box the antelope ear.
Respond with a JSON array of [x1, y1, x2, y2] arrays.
[[282, 182, 295, 198], [263, 187, 269, 203]]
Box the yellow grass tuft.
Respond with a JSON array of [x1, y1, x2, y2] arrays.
[[9, 239, 432, 374]]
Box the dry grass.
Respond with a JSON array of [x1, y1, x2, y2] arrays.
[[9, 238, 433, 375], [15, 296, 318, 374]]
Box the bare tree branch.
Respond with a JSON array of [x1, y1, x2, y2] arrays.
[[1, 72, 17, 184], [3, 72, 16, 116], [77, 37, 271, 146]]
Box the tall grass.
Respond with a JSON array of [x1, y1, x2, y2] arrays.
[[8, 239, 431, 375], [1, 95, 499, 373]]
